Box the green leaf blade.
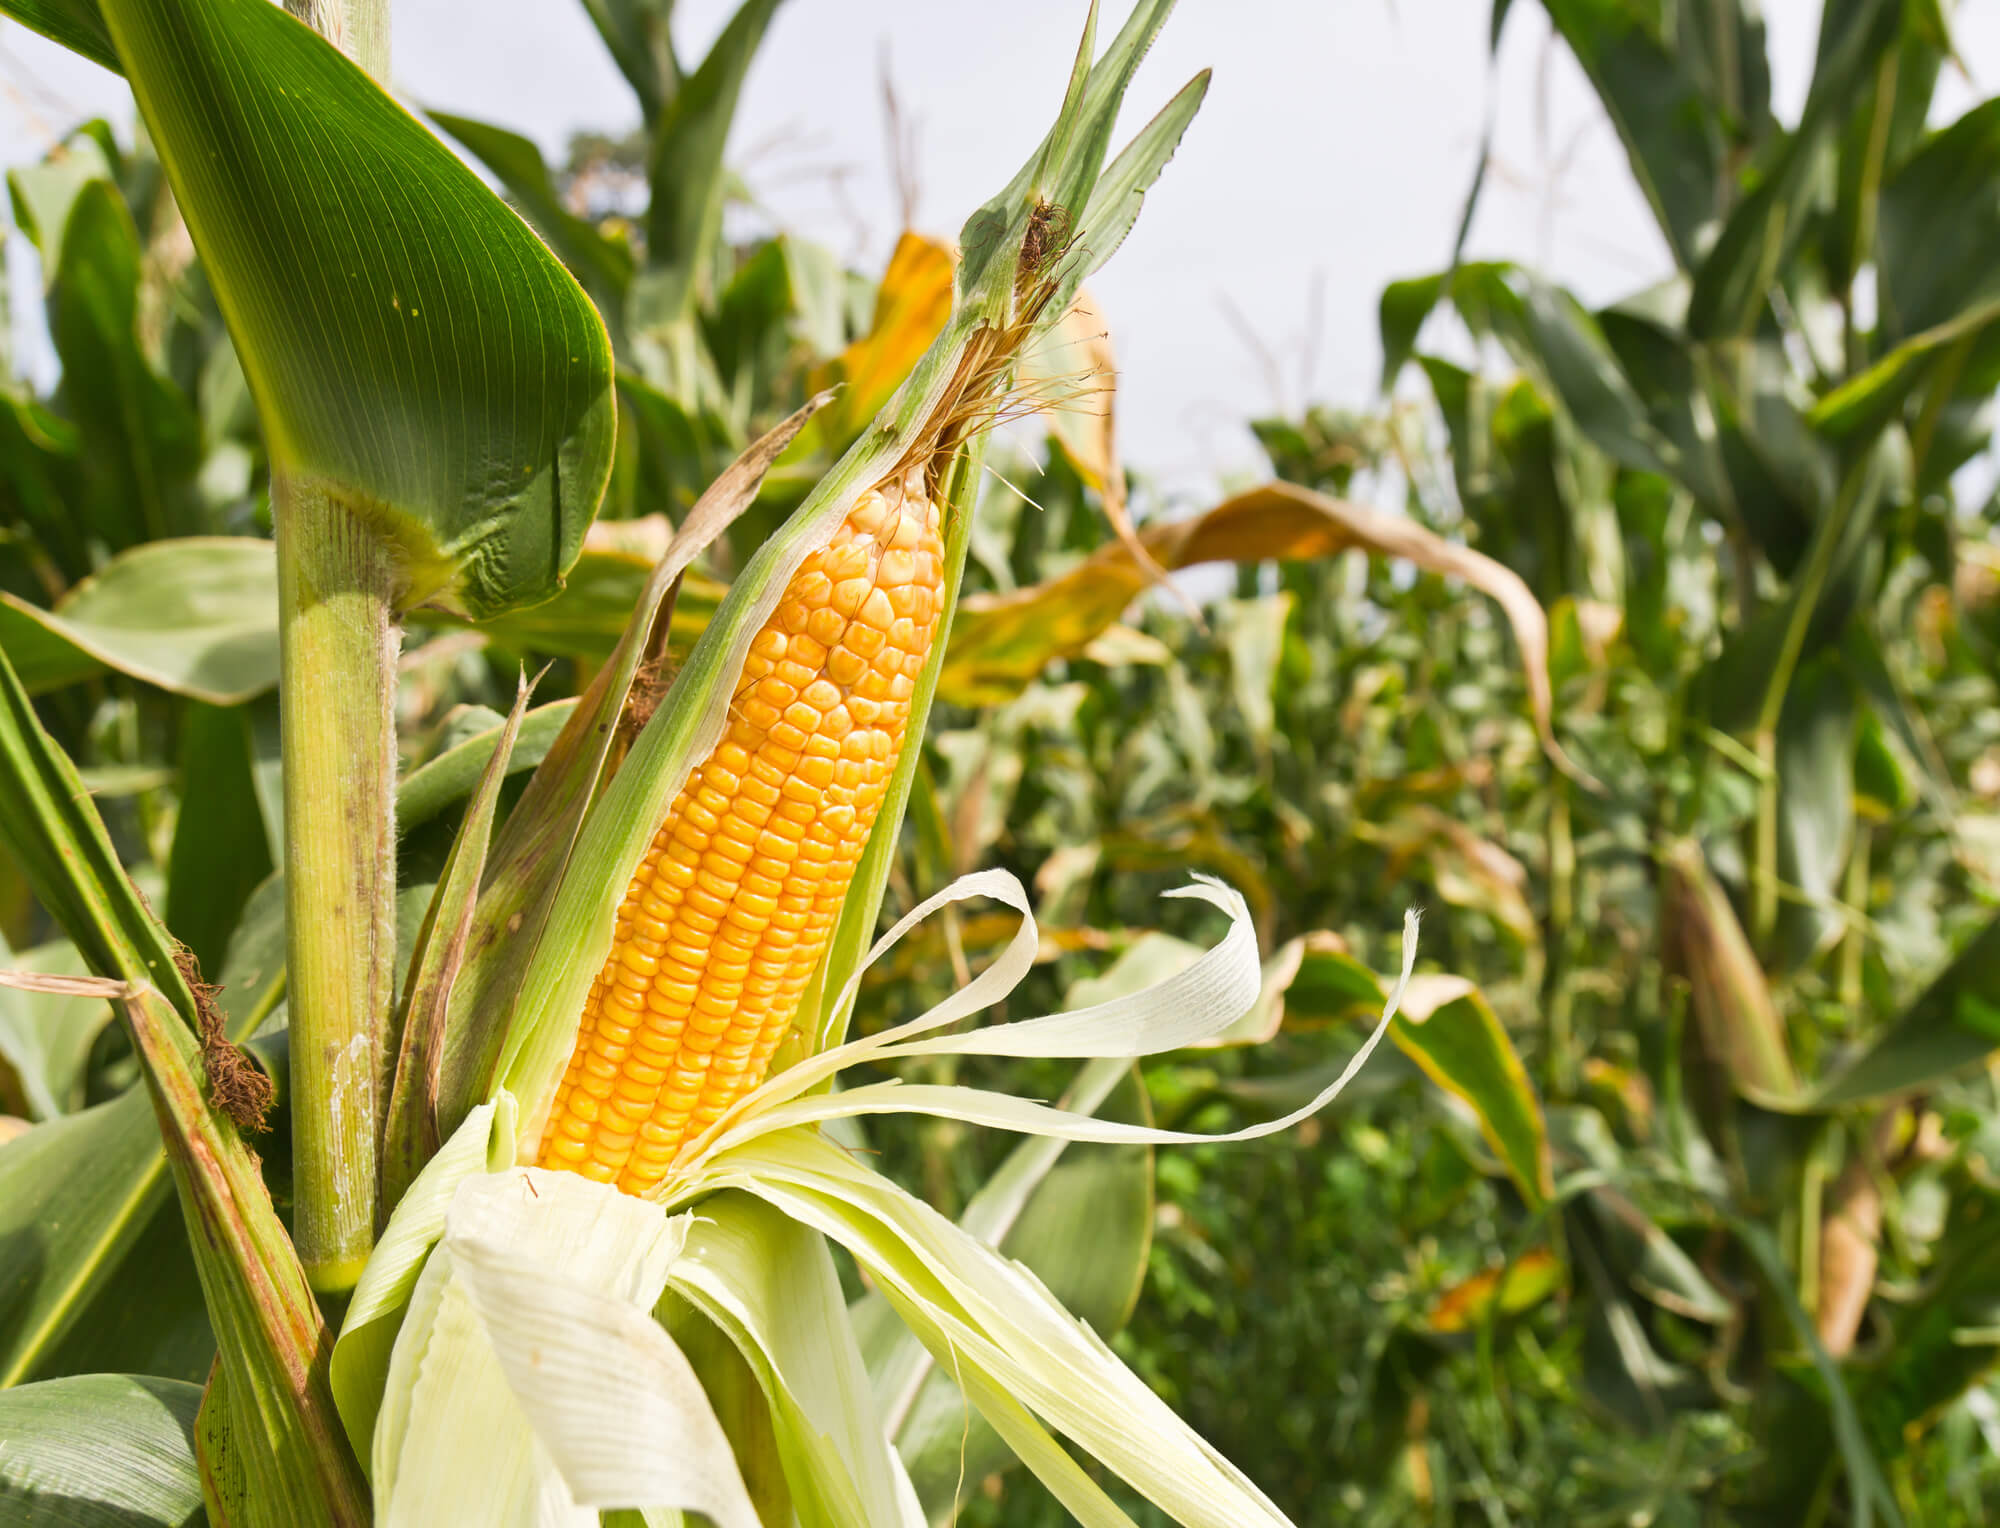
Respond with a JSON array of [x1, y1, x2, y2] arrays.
[[0, 1373, 206, 1527], [100, 0, 616, 618]]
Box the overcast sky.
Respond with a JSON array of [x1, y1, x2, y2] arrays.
[[3, 1, 1996, 498]]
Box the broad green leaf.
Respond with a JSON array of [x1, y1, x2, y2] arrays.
[[1685, 0, 1900, 338], [580, 0, 677, 123], [0, 937, 115, 1120], [1812, 912, 2000, 1106], [1379, 271, 1449, 389], [1875, 96, 2000, 339], [706, 239, 798, 412], [48, 179, 202, 549], [1532, 0, 1739, 268], [610, 368, 736, 523], [166, 700, 273, 976], [1772, 657, 1857, 969], [28, 1192, 214, 1387], [1811, 99, 2000, 441], [1822, 0, 1952, 294], [1808, 298, 2000, 442], [0, 1089, 169, 1386], [6, 122, 116, 284], [0, 1373, 204, 1527], [99, 0, 616, 618], [0, 393, 88, 587], [782, 236, 848, 359], [1393, 977, 1553, 1208], [0, 0, 119, 72], [0, 538, 278, 704], [637, 0, 784, 332], [1514, 276, 1675, 479], [430, 111, 635, 321]]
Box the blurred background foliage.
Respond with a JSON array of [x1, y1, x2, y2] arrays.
[[6, 0, 2000, 1523]]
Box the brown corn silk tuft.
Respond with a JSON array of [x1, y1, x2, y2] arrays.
[[537, 465, 945, 1192]]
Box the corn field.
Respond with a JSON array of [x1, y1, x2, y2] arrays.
[[2, 0, 2000, 1524]]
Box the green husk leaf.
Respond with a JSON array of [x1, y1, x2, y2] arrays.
[[669, 1193, 922, 1528], [706, 1129, 1295, 1528], [369, 1166, 757, 1528], [380, 676, 533, 1216], [332, 1096, 515, 1467]]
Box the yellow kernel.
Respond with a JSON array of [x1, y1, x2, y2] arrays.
[[831, 577, 871, 617], [825, 544, 870, 581], [858, 588, 895, 631], [753, 675, 796, 708], [879, 548, 917, 588], [826, 647, 868, 685]]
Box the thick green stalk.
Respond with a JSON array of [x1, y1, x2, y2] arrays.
[[277, 0, 394, 1303], [276, 473, 400, 1294], [284, 0, 388, 78]]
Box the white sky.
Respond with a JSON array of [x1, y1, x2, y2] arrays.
[[2, 1, 1997, 499]]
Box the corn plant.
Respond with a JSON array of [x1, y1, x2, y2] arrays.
[[0, 0, 1469, 1522]]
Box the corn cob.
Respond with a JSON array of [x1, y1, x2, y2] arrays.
[[537, 466, 944, 1193]]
